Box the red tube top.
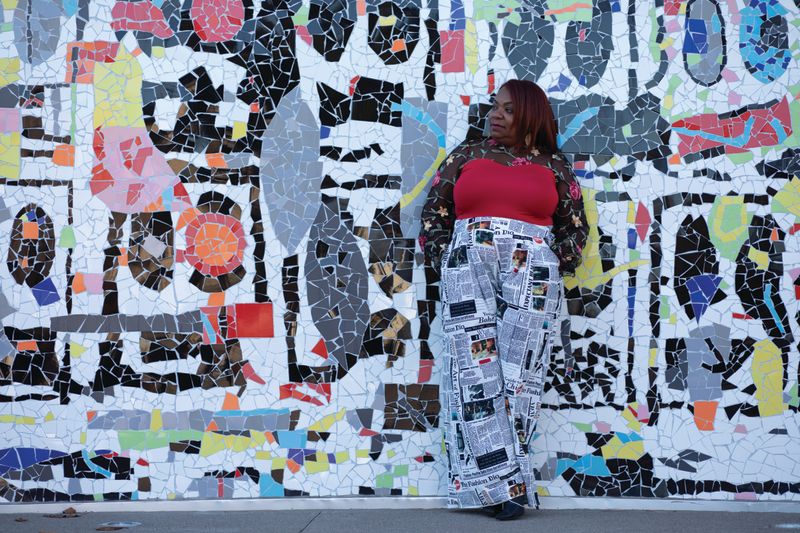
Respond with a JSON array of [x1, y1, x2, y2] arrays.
[[453, 158, 558, 226]]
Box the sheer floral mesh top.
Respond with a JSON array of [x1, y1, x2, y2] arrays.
[[418, 137, 589, 276]]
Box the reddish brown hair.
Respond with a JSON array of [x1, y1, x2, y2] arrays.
[[499, 79, 558, 154]]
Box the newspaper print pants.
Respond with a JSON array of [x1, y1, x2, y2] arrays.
[[440, 217, 562, 509]]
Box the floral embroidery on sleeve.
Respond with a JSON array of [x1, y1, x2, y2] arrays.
[[418, 142, 473, 271], [548, 153, 588, 276]]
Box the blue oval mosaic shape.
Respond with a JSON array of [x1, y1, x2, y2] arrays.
[[739, 0, 790, 83], [682, 0, 727, 86]]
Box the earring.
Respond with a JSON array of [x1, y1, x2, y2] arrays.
[[524, 132, 532, 146]]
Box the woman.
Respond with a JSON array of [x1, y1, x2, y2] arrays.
[[418, 80, 588, 520]]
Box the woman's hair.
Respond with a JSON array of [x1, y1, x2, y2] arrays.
[[499, 79, 559, 153]]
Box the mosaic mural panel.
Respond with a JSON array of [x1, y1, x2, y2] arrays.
[[0, 0, 798, 504]]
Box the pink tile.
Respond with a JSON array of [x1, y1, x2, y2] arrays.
[[84, 273, 104, 295], [721, 68, 739, 82], [0, 108, 20, 134], [665, 19, 681, 33]]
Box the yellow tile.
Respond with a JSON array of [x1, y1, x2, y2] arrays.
[[747, 247, 769, 270], [0, 133, 20, 179], [150, 410, 163, 431], [0, 57, 20, 87], [232, 121, 247, 140]]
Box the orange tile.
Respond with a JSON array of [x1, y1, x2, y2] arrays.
[[22, 221, 39, 239], [206, 152, 228, 168], [221, 392, 240, 411], [207, 292, 225, 307], [72, 272, 86, 294], [693, 400, 718, 431], [52, 144, 76, 166], [17, 340, 38, 351], [118, 247, 129, 267], [286, 459, 301, 474], [391, 39, 406, 52]]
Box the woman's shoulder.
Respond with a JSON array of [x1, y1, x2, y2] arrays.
[[465, 136, 509, 150], [451, 137, 501, 159], [444, 137, 490, 164], [466, 136, 495, 148], [450, 137, 486, 152], [525, 150, 574, 179], [536, 150, 572, 168], [537, 149, 567, 161]]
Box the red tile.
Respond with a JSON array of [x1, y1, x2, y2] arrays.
[[232, 303, 273, 338]]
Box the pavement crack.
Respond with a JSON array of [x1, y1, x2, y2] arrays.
[[298, 511, 322, 533]]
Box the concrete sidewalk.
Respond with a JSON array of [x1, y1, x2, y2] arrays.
[[3, 507, 800, 533]]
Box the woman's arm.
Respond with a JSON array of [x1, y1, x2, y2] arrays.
[[550, 153, 589, 276], [418, 143, 471, 272]]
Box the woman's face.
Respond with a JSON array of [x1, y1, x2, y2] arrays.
[[489, 86, 518, 146]]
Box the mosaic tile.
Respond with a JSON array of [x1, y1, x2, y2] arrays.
[[260, 86, 322, 254], [0, 0, 798, 505]]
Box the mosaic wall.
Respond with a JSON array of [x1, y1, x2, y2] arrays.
[[0, 0, 799, 504]]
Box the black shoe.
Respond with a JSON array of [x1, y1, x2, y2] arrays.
[[495, 495, 527, 521], [481, 504, 502, 517]]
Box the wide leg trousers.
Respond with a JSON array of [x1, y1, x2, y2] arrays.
[[440, 217, 562, 509]]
